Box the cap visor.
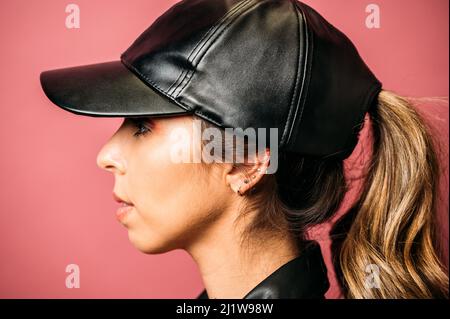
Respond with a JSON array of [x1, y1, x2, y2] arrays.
[[40, 61, 190, 117]]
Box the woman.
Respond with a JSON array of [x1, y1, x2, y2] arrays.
[[40, 0, 448, 298]]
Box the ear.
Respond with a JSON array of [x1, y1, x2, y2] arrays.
[[225, 149, 271, 196]]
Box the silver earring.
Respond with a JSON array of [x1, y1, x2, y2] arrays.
[[237, 183, 243, 196]]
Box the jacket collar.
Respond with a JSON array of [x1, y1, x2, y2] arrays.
[[196, 241, 329, 299]]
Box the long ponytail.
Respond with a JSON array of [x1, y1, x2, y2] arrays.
[[339, 90, 448, 298]]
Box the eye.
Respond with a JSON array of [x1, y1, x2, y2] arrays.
[[130, 118, 153, 137]]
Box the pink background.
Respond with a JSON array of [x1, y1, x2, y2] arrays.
[[0, 0, 448, 298]]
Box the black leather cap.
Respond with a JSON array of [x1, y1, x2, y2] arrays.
[[40, 0, 382, 159]]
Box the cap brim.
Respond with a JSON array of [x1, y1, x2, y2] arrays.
[[40, 60, 190, 118]]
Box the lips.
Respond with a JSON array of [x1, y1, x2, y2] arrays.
[[113, 192, 133, 206], [113, 192, 134, 222]]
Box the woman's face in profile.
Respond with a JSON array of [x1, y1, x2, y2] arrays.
[[96, 115, 231, 254]]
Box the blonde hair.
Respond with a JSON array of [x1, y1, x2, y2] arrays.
[[338, 90, 448, 298]]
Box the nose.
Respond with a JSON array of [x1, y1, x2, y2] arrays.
[[96, 138, 127, 175]]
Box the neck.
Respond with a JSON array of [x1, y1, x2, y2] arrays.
[[185, 204, 300, 299]]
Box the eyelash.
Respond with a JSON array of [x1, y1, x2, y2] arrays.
[[131, 118, 152, 137]]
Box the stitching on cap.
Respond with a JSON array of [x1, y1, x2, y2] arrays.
[[283, 1, 312, 148], [173, 0, 257, 98], [120, 57, 192, 112], [194, 109, 223, 127], [172, 0, 262, 98], [167, 0, 250, 96], [280, 0, 304, 147], [121, 58, 166, 94], [167, 0, 252, 96]]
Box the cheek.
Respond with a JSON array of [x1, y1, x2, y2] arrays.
[[126, 137, 213, 246]]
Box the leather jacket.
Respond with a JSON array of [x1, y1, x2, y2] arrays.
[[196, 241, 329, 299]]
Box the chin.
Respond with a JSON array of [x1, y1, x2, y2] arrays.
[[127, 231, 175, 254]]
